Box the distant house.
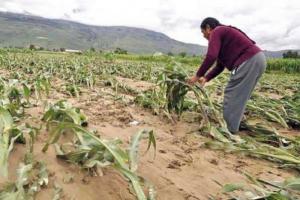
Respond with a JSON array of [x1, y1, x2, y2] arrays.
[[65, 49, 82, 54], [153, 52, 164, 57]]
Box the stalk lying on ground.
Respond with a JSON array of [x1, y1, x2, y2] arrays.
[[43, 120, 156, 200]]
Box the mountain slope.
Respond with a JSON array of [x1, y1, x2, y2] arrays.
[[0, 12, 206, 55]]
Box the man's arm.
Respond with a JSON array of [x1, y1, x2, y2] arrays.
[[205, 60, 225, 81], [196, 30, 222, 78]]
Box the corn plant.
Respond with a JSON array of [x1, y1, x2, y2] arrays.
[[0, 79, 28, 117], [135, 88, 165, 116], [146, 62, 240, 142], [157, 64, 189, 115], [0, 154, 48, 200], [63, 83, 81, 97], [267, 58, 300, 73], [205, 132, 300, 171], [219, 173, 300, 199], [42, 121, 156, 200], [34, 75, 51, 100], [42, 100, 88, 127], [0, 107, 25, 177]]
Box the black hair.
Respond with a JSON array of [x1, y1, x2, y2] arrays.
[[200, 17, 255, 44], [200, 17, 222, 29]]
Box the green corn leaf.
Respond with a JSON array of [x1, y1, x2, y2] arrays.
[[129, 130, 156, 172], [222, 183, 244, 193]]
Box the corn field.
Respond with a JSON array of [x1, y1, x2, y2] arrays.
[[267, 58, 300, 73], [0, 49, 299, 199]]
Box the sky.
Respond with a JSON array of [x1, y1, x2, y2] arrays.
[[0, 0, 300, 51]]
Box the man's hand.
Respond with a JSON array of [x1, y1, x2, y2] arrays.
[[187, 76, 207, 86], [198, 77, 207, 87], [187, 75, 200, 85]]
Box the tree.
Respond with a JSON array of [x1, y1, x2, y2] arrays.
[[283, 50, 299, 59], [179, 52, 187, 57], [167, 52, 174, 56], [29, 44, 36, 50], [114, 47, 127, 54]]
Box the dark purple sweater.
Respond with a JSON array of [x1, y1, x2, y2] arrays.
[[196, 26, 261, 81]]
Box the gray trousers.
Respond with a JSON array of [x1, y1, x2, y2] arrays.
[[223, 52, 266, 133]]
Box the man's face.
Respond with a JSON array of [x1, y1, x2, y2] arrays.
[[201, 27, 211, 40]]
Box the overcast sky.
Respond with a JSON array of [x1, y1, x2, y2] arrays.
[[0, 0, 299, 50]]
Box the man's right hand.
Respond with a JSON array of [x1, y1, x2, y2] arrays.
[[198, 77, 207, 87]]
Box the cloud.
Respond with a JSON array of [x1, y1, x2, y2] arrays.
[[0, 0, 299, 50], [72, 8, 85, 14]]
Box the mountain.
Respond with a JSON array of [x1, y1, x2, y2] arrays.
[[0, 12, 298, 57], [0, 12, 206, 55]]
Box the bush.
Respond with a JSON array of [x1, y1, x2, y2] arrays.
[[167, 52, 174, 56], [178, 52, 187, 57], [114, 47, 127, 54]]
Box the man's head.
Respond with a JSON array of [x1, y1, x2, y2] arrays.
[[200, 17, 221, 40]]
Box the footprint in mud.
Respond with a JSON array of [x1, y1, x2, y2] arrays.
[[232, 160, 249, 171], [209, 159, 219, 165], [167, 160, 184, 169], [174, 153, 193, 164], [159, 149, 167, 154]]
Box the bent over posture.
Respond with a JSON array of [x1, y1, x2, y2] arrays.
[[188, 17, 266, 133]]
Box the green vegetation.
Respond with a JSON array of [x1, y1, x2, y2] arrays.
[[283, 50, 300, 59], [267, 58, 300, 73], [0, 49, 299, 199]]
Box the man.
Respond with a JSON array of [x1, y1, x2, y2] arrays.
[[188, 17, 266, 133]]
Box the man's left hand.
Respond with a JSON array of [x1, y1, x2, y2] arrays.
[[187, 75, 200, 85]]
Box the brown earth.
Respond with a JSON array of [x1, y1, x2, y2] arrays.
[[0, 76, 299, 200]]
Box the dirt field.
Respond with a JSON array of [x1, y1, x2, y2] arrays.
[[1, 75, 298, 200]]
